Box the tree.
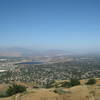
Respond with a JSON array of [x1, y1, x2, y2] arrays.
[[61, 79, 80, 88], [70, 79, 80, 87], [86, 79, 96, 85], [61, 81, 71, 88], [6, 84, 26, 96]]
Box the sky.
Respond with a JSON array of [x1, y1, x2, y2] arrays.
[[0, 0, 100, 52]]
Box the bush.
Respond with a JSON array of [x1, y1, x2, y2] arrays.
[[54, 89, 67, 95], [0, 93, 7, 98], [45, 83, 54, 88], [6, 84, 26, 96], [70, 79, 80, 87], [86, 79, 96, 85], [45, 81, 55, 88], [61, 81, 71, 88], [61, 79, 80, 88]]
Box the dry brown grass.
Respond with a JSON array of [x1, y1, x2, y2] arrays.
[[0, 79, 100, 100]]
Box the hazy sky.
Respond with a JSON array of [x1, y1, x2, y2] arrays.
[[0, 0, 100, 51]]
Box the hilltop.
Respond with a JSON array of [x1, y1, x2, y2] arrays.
[[0, 79, 100, 100]]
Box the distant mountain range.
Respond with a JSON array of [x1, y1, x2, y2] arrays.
[[0, 47, 99, 57], [0, 47, 72, 57]]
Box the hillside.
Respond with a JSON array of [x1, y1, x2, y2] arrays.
[[0, 79, 100, 100]]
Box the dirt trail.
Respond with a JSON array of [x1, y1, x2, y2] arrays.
[[15, 95, 19, 100]]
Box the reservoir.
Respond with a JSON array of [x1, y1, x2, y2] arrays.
[[17, 61, 43, 65]]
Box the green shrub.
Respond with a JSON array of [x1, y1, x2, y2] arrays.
[[86, 79, 96, 85], [45, 81, 55, 88], [45, 83, 54, 88], [45, 79, 81, 89], [61, 81, 71, 88], [0, 93, 7, 98], [70, 79, 80, 87], [54, 89, 67, 95], [61, 79, 80, 88], [6, 84, 26, 96]]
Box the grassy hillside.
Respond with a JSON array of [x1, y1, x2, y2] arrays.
[[0, 79, 100, 100]]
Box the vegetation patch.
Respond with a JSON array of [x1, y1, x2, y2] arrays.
[[45, 81, 55, 88], [86, 79, 96, 85], [61, 79, 80, 88], [54, 88, 68, 95], [0, 84, 26, 98]]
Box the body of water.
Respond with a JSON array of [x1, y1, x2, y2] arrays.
[[17, 61, 43, 65]]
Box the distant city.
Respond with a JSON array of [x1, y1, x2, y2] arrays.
[[0, 50, 100, 87]]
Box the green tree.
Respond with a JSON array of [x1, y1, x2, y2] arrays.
[[70, 79, 80, 87], [6, 84, 26, 96], [61, 81, 71, 88], [86, 79, 96, 85]]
